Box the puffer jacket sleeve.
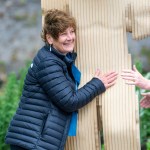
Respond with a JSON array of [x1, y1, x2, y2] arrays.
[[36, 58, 106, 112]]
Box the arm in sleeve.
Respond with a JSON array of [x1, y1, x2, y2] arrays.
[[36, 59, 106, 112]]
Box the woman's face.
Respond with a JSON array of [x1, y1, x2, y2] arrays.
[[51, 27, 76, 55]]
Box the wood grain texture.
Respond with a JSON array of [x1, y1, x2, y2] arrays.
[[41, 0, 150, 149]]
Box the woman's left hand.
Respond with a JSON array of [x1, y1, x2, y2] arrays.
[[140, 92, 150, 108], [94, 69, 118, 89]]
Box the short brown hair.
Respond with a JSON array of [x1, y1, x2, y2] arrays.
[[41, 9, 76, 43]]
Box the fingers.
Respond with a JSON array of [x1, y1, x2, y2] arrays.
[[105, 71, 117, 77], [121, 65, 144, 87], [140, 97, 150, 108], [106, 80, 116, 88], [121, 65, 139, 76], [122, 65, 141, 77], [133, 65, 141, 75], [122, 65, 138, 73], [141, 92, 150, 96], [107, 74, 118, 84], [121, 69, 135, 74], [121, 76, 136, 85], [122, 76, 136, 85], [121, 72, 135, 78], [121, 70, 136, 84], [105, 72, 118, 82], [105, 71, 118, 78], [141, 92, 150, 98], [121, 76, 135, 81], [140, 97, 146, 107], [140, 93, 150, 108], [121, 70, 136, 83], [141, 93, 147, 96], [124, 81, 135, 85], [133, 65, 138, 72], [104, 72, 118, 89], [94, 69, 101, 78]]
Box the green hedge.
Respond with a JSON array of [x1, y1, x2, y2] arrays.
[[135, 62, 150, 150], [0, 63, 29, 150]]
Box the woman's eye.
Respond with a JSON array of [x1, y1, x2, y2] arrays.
[[60, 32, 66, 36]]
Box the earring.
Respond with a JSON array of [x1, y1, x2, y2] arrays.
[[49, 44, 52, 52]]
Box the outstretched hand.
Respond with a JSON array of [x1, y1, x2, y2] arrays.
[[94, 69, 118, 89], [121, 65, 150, 90], [140, 92, 150, 108]]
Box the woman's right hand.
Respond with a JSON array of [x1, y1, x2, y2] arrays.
[[94, 69, 118, 89]]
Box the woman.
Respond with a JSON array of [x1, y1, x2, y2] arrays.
[[5, 9, 118, 150], [121, 65, 150, 108]]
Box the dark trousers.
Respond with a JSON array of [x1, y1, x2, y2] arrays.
[[10, 145, 28, 150]]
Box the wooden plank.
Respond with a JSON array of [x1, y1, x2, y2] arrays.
[[40, 0, 147, 149]]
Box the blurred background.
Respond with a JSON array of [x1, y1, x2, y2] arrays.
[[0, 0, 43, 80], [0, 0, 150, 150]]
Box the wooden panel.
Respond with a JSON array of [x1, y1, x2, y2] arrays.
[[40, 0, 146, 149], [41, 0, 69, 26], [125, 0, 150, 40]]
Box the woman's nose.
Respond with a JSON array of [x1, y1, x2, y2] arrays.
[[66, 32, 73, 40]]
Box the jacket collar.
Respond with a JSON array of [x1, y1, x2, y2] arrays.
[[45, 44, 77, 66]]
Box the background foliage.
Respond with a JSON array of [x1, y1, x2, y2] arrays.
[[136, 62, 150, 150], [0, 62, 29, 150]]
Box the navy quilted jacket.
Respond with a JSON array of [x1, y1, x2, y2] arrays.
[[5, 45, 106, 150]]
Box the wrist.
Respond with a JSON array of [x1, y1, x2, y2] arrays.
[[144, 79, 150, 90], [92, 77, 106, 93]]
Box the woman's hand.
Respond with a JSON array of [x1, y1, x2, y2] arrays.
[[94, 69, 118, 89], [140, 92, 150, 108], [121, 65, 150, 90]]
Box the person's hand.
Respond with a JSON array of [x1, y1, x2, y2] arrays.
[[94, 69, 118, 89], [140, 92, 150, 108], [121, 65, 150, 90]]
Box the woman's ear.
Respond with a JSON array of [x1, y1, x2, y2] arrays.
[[46, 34, 53, 45]]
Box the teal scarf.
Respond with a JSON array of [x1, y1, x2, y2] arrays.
[[68, 64, 81, 136]]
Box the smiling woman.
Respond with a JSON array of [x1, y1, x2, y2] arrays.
[[46, 27, 76, 54], [5, 9, 118, 150], [41, 9, 76, 55]]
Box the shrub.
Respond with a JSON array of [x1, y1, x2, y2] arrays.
[[147, 140, 150, 150], [0, 63, 29, 150], [135, 62, 150, 150]]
